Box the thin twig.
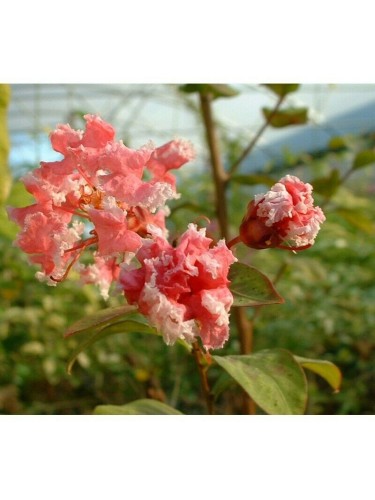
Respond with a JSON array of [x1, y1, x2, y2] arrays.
[[191, 341, 214, 415], [229, 94, 285, 176]]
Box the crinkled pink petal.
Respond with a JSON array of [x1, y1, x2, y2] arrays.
[[8, 203, 83, 280], [81, 114, 115, 148], [119, 265, 146, 304], [79, 254, 119, 300], [23, 164, 84, 208], [99, 172, 145, 202], [7, 202, 72, 231], [135, 225, 172, 264], [191, 239, 237, 291], [50, 124, 83, 154], [125, 181, 178, 212], [88, 205, 142, 256], [100, 141, 152, 174], [185, 288, 233, 349], [276, 205, 326, 247], [138, 283, 198, 345], [147, 139, 195, 182]]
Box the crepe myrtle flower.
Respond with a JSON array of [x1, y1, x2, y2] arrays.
[[120, 224, 237, 350], [228, 175, 325, 251], [7, 114, 195, 298]]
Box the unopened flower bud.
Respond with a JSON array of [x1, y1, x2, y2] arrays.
[[239, 175, 325, 251]]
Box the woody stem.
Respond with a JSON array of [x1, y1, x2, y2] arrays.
[[199, 91, 230, 240], [198, 90, 255, 415]]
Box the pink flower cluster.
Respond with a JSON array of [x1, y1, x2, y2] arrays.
[[7, 115, 194, 298], [120, 224, 237, 350], [239, 175, 325, 251], [7, 114, 324, 352]]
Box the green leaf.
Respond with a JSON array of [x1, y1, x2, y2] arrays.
[[93, 399, 183, 415], [352, 149, 375, 170], [228, 262, 284, 307], [262, 107, 308, 128], [179, 84, 239, 99], [293, 356, 342, 393], [0, 84, 11, 205], [336, 208, 374, 235], [231, 174, 276, 187], [211, 371, 237, 401], [263, 84, 300, 97], [66, 318, 158, 375], [328, 136, 347, 151], [312, 168, 341, 197], [213, 349, 307, 415], [64, 305, 137, 338]]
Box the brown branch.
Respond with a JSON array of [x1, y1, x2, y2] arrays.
[[199, 92, 230, 240], [198, 89, 256, 414]]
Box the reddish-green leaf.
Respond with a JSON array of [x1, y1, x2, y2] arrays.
[[263, 84, 300, 97], [262, 107, 308, 128], [228, 262, 284, 307], [293, 356, 342, 393], [66, 318, 158, 375], [93, 399, 183, 415], [352, 150, 375, 170], [179, 84, 239, 99], [213, 349, 308, 415], [64, 305, 137, 338]]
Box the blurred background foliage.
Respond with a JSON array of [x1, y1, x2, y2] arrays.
[[0, 84, 374, 414]]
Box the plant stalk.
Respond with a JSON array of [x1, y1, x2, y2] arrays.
[[199, 92, 230, 240], [192, 341, 214, 415], [199, 90, 255, 414]]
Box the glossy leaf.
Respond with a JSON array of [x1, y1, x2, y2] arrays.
[[229, 262, 284, 307], [64, 305, 137, 338], [263, 84, 300, 97], [93, 399, 183, 415], [213, 349, 307, 415], [231, 174, 276, 187], [352, 150, 375, 170], [262, 107, 308, 128], [66, 318, 158, 374], [294, 356, 342, 392], [179, 84, 239, 99]]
